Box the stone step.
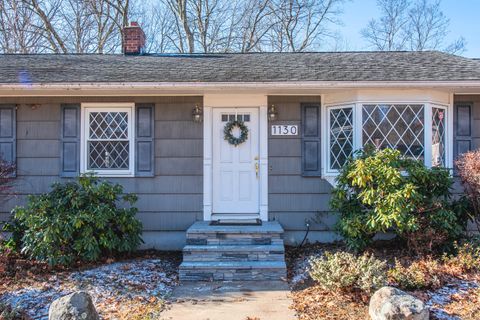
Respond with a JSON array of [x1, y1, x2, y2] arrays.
[[179, 261, 287, 281], [186, 236, 284, 246], [182, 244, 285, 262], [186, 221, 284, 245], [186, 221, 284, 235]]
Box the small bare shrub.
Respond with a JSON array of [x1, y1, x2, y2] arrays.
[[456, 150, 480, 231], [0, 302, 28, 320], [309, 251, 387, 294], [443, 240, 480, 274], [388, 258, 442, 290]]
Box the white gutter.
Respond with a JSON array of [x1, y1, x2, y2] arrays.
[[0, 80, 480, 90]]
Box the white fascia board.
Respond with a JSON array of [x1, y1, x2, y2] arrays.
[[1, 80, 480, 90], [1, 81, 480, 97]]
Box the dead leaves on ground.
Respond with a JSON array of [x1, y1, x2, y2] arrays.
[[291, 286, 369, 320], [442, 288, 480, 320]]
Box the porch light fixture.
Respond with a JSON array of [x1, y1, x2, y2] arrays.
[[192, 104, 203, 123], [268, 104, 278, 121]]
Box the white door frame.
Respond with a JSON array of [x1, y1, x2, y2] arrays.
[[203, 94, 268, 221]]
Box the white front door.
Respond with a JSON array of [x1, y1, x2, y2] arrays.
[[212, 108, 260, 214]]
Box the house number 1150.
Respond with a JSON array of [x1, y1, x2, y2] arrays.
[[271, 125, 298, 136]]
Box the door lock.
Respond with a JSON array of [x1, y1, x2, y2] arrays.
[[255, 156, 259, 178]]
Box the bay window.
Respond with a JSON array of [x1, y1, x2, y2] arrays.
[[362, 104, 425, 161], [328, 106, 354, 170], [432, 106, 446, 167], [326, 102, 449, 174]]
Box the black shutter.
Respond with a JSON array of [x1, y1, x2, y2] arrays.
[[60, 104, 80, 177], [135, 103, 155, 177], [301, 103, 321, 176], [0, 105, 16, 176], [454, 103, 472, 159]]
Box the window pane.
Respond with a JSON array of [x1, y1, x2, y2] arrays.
[[329, 107, 354, 170], [243, 114, 250, 122], [221, 114, 228, 122], [89, 112, 128, 139], [88, 141, 129, 169], [362, 104, 425, 161], [432, 107, 446, 167]]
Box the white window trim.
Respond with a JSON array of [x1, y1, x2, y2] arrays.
[[322, 101, 452, 180], [325, 104, 356, 175], [80, 103, 135, 177], [429, 103, 449, 168]]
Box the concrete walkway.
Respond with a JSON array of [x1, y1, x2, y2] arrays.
[[160, 281, 296, 320]]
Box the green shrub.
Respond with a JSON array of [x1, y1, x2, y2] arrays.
[[308, 251, 387, 293], [388, 259, 442, 290], [331, 147, 466, 253], [8, 175, 142, 266]]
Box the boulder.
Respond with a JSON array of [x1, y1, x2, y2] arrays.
[[369, 286, 429, 320], [49, 291, 99, 320]]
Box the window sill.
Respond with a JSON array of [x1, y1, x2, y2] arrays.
[[81, 170, 134, 178], [322, 175, 337, 187]]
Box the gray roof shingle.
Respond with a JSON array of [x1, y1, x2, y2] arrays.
[[0, 51, 479, 84]]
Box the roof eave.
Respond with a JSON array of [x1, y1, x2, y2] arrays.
[[1, 81, 480, 96]]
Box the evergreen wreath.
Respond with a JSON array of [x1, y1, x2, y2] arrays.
[[224, 120, 249, 146]]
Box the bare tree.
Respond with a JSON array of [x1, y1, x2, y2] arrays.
[[0, 0, 47, 53], [23, 0, 69, 53], [267, 0, 347, 52], [19, 0, 130, 53], [164, 0, 195, 53], [362, 0, 466, 53], [407, 0, 465, 53], [137, 1, 176, 53], [3, 0, 349, 54], [361, 0, 409, 51], [228, 0, 274, 52]]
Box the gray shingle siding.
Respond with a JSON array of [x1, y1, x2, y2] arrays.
[[268, 96, 336, 233], [0, 96, 204, 233], [1, 51, 480, 84]]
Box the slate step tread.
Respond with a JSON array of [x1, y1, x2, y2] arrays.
[[180, 261, 287, 269], [186, 221, 284, 234], [183, 244, 285, 252]]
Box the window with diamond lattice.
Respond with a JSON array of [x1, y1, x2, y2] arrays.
[[87, 111, 130, 170], [362, 104, 425, 161], [329, 107, 354, 170], [432, 107, 446, 167]]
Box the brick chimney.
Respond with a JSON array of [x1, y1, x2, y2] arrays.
[[122, 22, 145, 55]]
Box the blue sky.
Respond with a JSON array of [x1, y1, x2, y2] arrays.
[[336, 0, 480, 57]]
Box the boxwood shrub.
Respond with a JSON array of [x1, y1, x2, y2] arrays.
[[9, 175, 142, 266]]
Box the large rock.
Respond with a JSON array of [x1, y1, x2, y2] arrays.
[[49, 291, 99, 320], [369, 286, 429, 320]]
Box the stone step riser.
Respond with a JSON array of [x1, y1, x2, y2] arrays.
[[182, 252, 285, 262], [187, 233, 282, 240], [186, 238, 284, 246], [179, 268, 286, 281]]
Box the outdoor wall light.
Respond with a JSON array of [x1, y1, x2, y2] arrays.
[[192, 104, 203, 123], [268, 104, 278, 121]]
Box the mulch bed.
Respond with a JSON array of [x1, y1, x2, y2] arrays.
[[0, 250, 182, 320], [285, 242, 480, 320]]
